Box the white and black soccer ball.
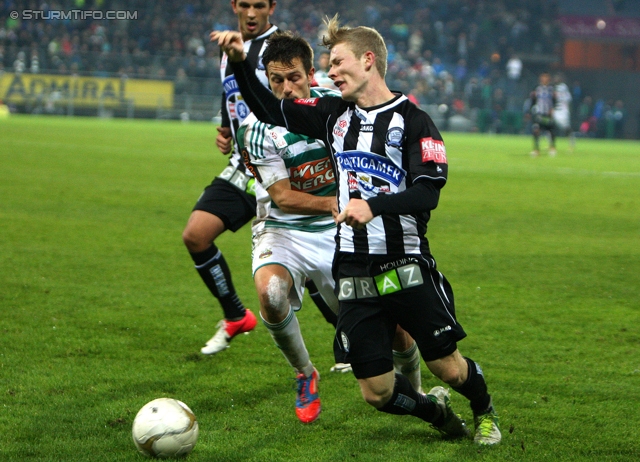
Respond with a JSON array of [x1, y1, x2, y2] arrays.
[[132, 398, 199, 459]]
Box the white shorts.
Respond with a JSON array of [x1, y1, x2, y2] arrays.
[[252, 227, 338, 313], [553, 109, 571, 131]]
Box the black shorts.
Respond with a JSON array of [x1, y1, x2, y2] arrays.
[[192, 177, 256, 232], [533, 114, 555, 132], [333, 253, 467, 379]]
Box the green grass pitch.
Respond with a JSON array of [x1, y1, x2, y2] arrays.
[[1, 115, 639, 461]]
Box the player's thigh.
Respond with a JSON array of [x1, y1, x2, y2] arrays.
[[192, 177, 255, 232], [252, 228, 306, 311], [334, 296, 396, 379], [305, 229, 339, 314], [183, 210, 226, 248], [390, 267, 467, 362]]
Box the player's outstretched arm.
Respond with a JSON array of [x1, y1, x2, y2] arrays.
[[210, 30, 285, 127]]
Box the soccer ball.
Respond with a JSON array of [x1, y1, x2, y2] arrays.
[[132, 398, 199, 458]]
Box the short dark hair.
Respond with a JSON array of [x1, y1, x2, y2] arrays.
[[263, 31, 314, 74], [233, 0, 274, 6]]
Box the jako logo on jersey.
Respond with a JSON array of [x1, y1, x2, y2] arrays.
[[386, 127, 404, 148], [361, 124, 374, 132], [420, 137, 448, 164], [289, 158, 335, 192], [336, 151, 406, 187], [294, 97, 319, 106]]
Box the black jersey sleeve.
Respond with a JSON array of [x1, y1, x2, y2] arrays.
[[220, 90, 230, 128], [280, 96, 342, 141], [231, 60, 286, 126], [405, 109, 448, 189], [230, 60, 337, 141], [367, 180, 440, 216]]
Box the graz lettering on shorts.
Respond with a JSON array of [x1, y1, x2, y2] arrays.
[[336, 151, 406, 187], [338, 263, 424, 300], [218, 165, 255, 196]]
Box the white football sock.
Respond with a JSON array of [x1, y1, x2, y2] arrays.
[[262, 308, 314, 377], [393, 341, 422, 393]]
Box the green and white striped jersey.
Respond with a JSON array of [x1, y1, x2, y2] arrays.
[[238, 87, 339, 233]]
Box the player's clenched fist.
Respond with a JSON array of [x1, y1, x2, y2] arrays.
[[335, 198, 373, 230], [210, 31, 246, 62]]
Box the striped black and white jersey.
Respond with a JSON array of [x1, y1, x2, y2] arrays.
[[219, 25, 278, 175], [532, 84, 556, 117], [277, 93, 448, 256]]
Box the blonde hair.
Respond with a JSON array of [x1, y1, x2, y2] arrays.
[[321, 14, 388, 78]]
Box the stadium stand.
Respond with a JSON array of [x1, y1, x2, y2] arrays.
[[0, 0, 634, 136]]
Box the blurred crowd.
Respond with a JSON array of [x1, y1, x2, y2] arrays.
[[0, 0, 629, 136]]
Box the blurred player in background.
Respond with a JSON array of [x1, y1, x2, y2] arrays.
[[239, 30, 423, 423], [211, 14, 501, 445], [313, 50, 337, 89], [553, 73, 575, 152], [530, 72, 557, 156]]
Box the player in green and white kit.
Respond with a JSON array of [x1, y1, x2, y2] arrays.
[[237, 31, 422, 424], [241, 87, 339, 315], [236, 33, 338, 424]]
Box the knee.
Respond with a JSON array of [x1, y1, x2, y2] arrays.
[[359, 378, 394, 409], [182, 225, 209, 253], [436, 365, 466, 388], [182, 227, 198, 250], [257, 275, 290, 320], [361, 387, 393, 409]]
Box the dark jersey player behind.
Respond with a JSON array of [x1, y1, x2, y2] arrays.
[[211, 15, 501, 446], [182, 0, 336, 356]]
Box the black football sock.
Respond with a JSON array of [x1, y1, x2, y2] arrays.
[[377, 374, 441, 424], [452, 357, 492, 415], [305, 279, 337, 327], [190, 244, 245, 320]]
